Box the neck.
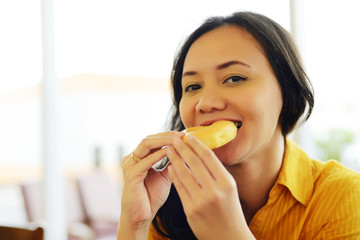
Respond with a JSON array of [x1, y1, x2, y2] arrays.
[[226, 132, 285, 224]]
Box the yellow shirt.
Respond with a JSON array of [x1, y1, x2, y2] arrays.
[[149, 139, 360, 239]]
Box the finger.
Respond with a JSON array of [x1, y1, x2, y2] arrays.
[[122, 147, 168, 174], [139, 147, 169, 169], [167, 146, 200, 197], [168, 164, 192, 205], [133, 131, 184, 159], [172, 136, 214, 186], [186, 134, 229, 181], [158, 163, 170, 180], [121, 153, 135, 169]]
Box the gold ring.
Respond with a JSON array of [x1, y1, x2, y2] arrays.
[[131, 152, 142, 162]]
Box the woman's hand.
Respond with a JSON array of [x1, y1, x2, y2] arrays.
[[118, 131, 184, 238], [167, 135, 254, 240]]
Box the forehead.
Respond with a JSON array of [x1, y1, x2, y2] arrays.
[[183, 25, 267, 70]]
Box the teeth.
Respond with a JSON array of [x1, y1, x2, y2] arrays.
[[234, 121, 242, 129]]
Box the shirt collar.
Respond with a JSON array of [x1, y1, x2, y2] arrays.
[[275, 139, 317, 206]]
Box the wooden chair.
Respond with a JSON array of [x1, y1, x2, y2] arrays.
[[0, 225, 44, 240], [20, 180, 43, 222], [76, 170, 121, 240], [20, 180, 95, 240]]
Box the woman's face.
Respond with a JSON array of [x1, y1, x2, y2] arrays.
[[179, 25, 283, 165]]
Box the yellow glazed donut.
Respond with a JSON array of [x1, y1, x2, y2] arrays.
[[182, 120, 238, 149]]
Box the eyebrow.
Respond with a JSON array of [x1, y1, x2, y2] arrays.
[[217, 60, 251, 70], [182, 60, 251, 77]]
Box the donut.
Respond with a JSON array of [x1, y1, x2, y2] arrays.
[[182, 120, 238, 149]]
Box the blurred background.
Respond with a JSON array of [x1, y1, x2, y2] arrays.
[[0, 0, 359, 239]]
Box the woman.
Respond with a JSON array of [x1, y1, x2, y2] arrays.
[[118, 12, 360, 239]]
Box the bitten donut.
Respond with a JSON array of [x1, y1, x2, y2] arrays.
[[182, 120, 239, 149]]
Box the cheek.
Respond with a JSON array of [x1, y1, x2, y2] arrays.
[[255, 85, 283, 129], [179, 99, 193, 128], [239, 84, 282, 126], [267, 85, 283, 120]]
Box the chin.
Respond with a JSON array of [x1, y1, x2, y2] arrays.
[[213, 142, 241, 165], [213, 134, 246, 166]]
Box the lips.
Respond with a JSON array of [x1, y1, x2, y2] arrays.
[[200, 119, 243, 129]]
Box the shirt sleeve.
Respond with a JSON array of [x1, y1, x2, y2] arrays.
[[314, 181, 360, 239], [148, 222, 169, 240]]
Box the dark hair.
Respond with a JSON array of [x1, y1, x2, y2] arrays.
[[169, 11, 314, 136], [153, 11, 314, 239]]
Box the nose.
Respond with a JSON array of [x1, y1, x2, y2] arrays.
[[195, 87, 226, 113]]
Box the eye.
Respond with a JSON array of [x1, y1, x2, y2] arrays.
[[223, 75, 248, 84], [184, 84, 202, 93]]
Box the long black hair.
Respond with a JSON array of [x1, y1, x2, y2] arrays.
[[153, 11, 314, 239]]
